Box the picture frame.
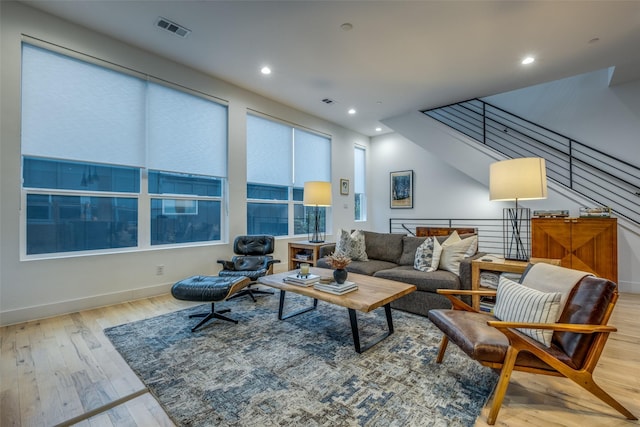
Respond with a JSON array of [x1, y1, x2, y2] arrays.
[[390, 170, 413, 209], [340, 178, 349, 195]]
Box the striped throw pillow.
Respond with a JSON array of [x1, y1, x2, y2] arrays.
[[493, 276, 562, 347]]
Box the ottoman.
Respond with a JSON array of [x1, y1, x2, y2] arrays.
[[171, 275, 250, 331]]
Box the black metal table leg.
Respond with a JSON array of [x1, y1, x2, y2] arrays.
[[278, 290, 318, 320], [348, 303, 394, 353]]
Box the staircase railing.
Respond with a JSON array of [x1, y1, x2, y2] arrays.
[[422, 99, 640, 224]]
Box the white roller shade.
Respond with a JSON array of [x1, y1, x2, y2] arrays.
[[247, 115, 292, 185], [147, 83, 227, 177], [21, 44, 146, 167], [354, 146, 366, 193], [293, 128, 331, 186]]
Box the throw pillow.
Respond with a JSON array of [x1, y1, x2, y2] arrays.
[[438, 231, 476, 275], [493, 276, 562, 347], [334, 229, 368, 261], [413, 237, 442, 272]]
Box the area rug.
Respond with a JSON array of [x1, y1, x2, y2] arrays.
[[104, 294, 498, 426]]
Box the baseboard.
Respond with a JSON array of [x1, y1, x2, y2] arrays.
[[0, 282, 174, 326], [618, 280, 640, 294]]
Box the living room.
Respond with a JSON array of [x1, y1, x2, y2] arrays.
[[1, 1, 639, 426]]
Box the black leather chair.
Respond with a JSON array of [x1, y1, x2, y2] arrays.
[[217, 235, 280, 301]]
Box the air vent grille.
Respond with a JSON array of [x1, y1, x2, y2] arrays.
[[156, 17, 191, 38]]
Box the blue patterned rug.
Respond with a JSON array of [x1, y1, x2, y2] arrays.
[[104, 293, 497, 426]]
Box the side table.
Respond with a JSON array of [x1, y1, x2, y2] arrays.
[[471, 258, 528, 311], [288, 241, 327, 271]]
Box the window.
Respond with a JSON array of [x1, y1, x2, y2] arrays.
[[354, 146, 366, 221], [246, 114, 331, 236], [21, 43, 227, 256]]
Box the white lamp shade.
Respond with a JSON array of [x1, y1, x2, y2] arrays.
[[490, 158, 548, 201], [303, 181, 332, 206]]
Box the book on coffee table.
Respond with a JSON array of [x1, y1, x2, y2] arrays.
[[314, 280, 358, 295], [284, 273, 320, 286]]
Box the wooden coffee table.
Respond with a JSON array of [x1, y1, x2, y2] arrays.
[[258, 267, 416, 353]]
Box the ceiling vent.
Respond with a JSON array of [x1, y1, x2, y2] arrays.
[[321, 98, 335, 105], [156, 17, 191, 38]]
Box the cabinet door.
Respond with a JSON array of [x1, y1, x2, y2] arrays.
[[571, 218, 617, 283], [531, 218, 572, 267]]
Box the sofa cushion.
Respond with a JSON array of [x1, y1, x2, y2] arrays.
[[398, 236, 427, 265], [363, 231, 404, 263], [346, 259, 397, 276], [414, 237, 442, 272], [494, 276, 562, 347], [374, 266, 461, 292], [335, 229, 368, 261]]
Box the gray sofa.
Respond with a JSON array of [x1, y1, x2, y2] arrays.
[[317, 230, 483, 316]]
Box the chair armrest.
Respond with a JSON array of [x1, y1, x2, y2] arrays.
[[436, 289, 492, 312], [217, 260, 235, 270], [487, 320, 617, 334], [437, 289, 497, 297], [266, 258, 281, 268]]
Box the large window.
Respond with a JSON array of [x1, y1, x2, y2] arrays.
[[21, 43, 227, 256], [354, 146, 366, 221], [246, 114, 331, 236]]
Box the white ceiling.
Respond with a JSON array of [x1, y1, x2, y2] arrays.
[[21, 0, 640, 137]]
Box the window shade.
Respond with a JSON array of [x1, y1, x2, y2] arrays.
[[246, 115, 292, 185], [354, 146, 366, 193], [147, 83, 227, 177], [21, 44, 146, 167], [293, 129, 331, 186]]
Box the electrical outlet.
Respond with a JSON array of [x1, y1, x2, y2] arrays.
[[156, 265, 164, 275]]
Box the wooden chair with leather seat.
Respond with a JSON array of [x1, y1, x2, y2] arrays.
[[427, 263, 637, 425]]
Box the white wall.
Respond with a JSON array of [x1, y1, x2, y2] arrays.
[[483, 68, 640, 162], [372, 72, 640, 294], [0, 2, 370, 325]]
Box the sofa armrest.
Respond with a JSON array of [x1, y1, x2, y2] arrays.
[[458, 252, 486, 291], [319, 243, 336, 258]]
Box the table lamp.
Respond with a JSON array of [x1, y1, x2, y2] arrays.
[[303, 181, 332, 243], [490, 158, 547, 260]]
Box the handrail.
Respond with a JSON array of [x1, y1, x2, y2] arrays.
[[422, 99, 640, 224]]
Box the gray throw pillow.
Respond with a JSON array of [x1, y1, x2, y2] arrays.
[[414, 237, 442, 272], [335, 229, 368, 261]]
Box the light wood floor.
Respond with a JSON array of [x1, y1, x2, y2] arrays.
[[1, 291, 639, 426]]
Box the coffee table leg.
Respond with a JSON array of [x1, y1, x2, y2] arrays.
[[278, 290, 318, 320], [348, 303, 394, 354]]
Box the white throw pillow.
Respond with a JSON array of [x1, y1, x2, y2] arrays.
[[334, 229, 368, 261], [414, 237, 442, 272], [463, 235, 478, 257], [493, 276, 562, 347], [438, 231, 476, 275]]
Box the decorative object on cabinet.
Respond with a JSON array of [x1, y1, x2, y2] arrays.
[[303, 181, 332, 243], [531, 217, 617, 283], [490, 158, 548, 261], [390, 170, 413, 209]]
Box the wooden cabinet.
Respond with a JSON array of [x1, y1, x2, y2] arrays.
[[531, 217, 617, 283], [288, 241, 326, 271]]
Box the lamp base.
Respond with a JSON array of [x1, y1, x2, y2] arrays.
[[503, 207, 530, 261]]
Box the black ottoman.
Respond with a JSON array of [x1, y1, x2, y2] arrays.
[[171, 275, 250, 331]]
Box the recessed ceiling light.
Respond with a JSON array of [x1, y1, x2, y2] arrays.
[[340, 23, 353, 31], [348, 108, 356, 115], [261, 66, 272, 75], [375, 127, 382, 132], [522, 56, 535, 65]]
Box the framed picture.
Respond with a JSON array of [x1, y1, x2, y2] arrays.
[[390, 170, 413, 208], [340, 178, 349, 195]]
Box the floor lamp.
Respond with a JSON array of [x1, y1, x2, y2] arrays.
[[490, 158, 548, 261], [303, 181, 332, 243]]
